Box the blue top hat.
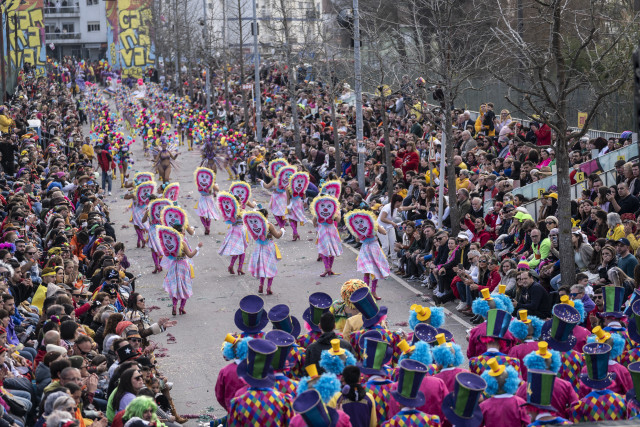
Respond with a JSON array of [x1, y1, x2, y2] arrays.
[[626, 361, 640, 405], [485, 309, 512, 340], [627, 299, 640, 344], [268, 304, 301, 338], [441, 372, 486, 427], [350, 287, 388, 329], [234, 295, 269, 334], [264, 330, 295, 372], [624, 288, 640, 316], [540, 304, 579, 352], [302, 292, 332, 332], [597, 286, 626, 319], [359, 337, 393, 376], [236, 338, 277, 388], [580, 342, 615, 390], [524, 369, 558, 412], [412, 323, 453, 345], [292, 389, 339, 427], [391, 359, 428, 408]]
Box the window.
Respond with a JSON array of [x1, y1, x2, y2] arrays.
[[62, 23, 74, 33], [86, 0, 98, 5], [87, 22, 100, 31]]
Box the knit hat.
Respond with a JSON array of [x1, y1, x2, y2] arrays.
[[517, 258, 530, 270]]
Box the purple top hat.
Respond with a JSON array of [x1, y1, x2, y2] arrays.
[[350, 287, 388, 328], [234, 295, 269, 334], [580, 342, 616, 390], [391, 359, 428, 408], [627, 299, 640, 344], [626, 361, 640, 406], [485, 309, 512, 340], [302, 292, 332, 332], [540, 304, 579, 352], [293, 389, 339, 427], [268, 304, 301, 338], [412, 323, 453, 345], [524, 369, 558, 412], [597, 286, 626, 319], [236, 338, 277, 388], [441, 372, 486, 427], [359, 337, 393, 376], [264, 330, 295, 372], [624, 288, 640, 317]]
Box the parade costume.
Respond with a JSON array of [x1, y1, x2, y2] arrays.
[[287, 171, 310, 241], [441, 372, 486, 427], [625, 361, 640, 418], [132, 181, 154, 248], [507, 309, 544, 378], [467, 289, 516, 358], [231, 295, 270, 341], [570, 342, 629, 422], [268, 304, 305, 378], [479, 358, 528, 427], [228, 339, 294, 426], [360, 336, 395, 424], [523, 369, 573, 426], [163, 182, 180, 203], [215, 334, 252, 413], [319, 339, 357, 376], [599, 286, 634, 361], [582, 326, 631, 396], [291, 389, 352, 427], [349, 287, 401, 364], [311, 194, 343, 277], [156, 224, 197, 315], [298, 292, 332, 349], [229, 181, 252, 210], [217, 192, 248, 275], [541, 296, 590, 353], [296, 364, 341, 407], [432, 333, 469, 392], [320, 180, 342, 199], [345, 210, 391, 299], [623, 299, 640, 366], [244, 211, 283, 294], [147, 198, 171, 273], [268, 165, 295, 228], [407, 304, 445, 343], [468, 309, 521, 377], [193, 167, 219, 235]]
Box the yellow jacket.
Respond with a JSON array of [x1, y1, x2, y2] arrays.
[[81, 143, 95, 159], [607, 224, 625, 241], [0, 114, 14, 133]]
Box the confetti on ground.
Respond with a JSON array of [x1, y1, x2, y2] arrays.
[[394, 321, 408, 327], [121, 225, 130, 229], [147, 305, 161, 312]]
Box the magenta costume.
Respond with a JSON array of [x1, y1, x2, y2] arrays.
[[479, 395, 530, 427], [215, 362, 245, 413], [388, 376, 448, 422], [516, 377, 578, 419]]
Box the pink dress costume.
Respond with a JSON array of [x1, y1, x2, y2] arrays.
[[244, 211, 279, 294], [194, 167, 219, 235], [311, 195, 343, 277], [267, 166, 295, 228], [157, 225, 194, 314], [346, 210, 390, 295], [148, 198, 171, 273], [131, 181, 154, 247], [286, 172, 310, 241], [217, 192, 248, 274]]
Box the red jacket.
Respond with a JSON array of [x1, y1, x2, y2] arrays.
[[535, 124, 551, 146], [401, 150, 419, 177], [97, 151, 115, 172]]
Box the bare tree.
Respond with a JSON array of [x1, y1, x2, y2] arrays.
[[491, 0, 638, 287]]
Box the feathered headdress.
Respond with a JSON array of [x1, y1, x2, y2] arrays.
[[320, 180, 342, 199], [310, 195, 340, 223]]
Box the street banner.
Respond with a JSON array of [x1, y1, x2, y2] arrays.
[[5, 0, 46, 76], [577, 112, 587, 129]]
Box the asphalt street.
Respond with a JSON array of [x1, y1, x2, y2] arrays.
[[102, 106, 473, 423]]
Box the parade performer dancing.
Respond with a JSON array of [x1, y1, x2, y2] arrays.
[[144, 198, 172, 274], [194, 167, 219, 235], [286, 171, 310, 241], [153, 137, 180, 185], [157, 224, 203, 316], [345, 210, 390, 300], [260, 165, 295, 229], [218, 191, 248, 275], [229, 181, 256, 209], [243, 210, 284, 295], [124, 180, 155, 248], [310, 194, 342, 277]]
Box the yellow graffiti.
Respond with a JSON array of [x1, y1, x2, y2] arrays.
[[6, 8, 46, 71], [116, 0, 154, 78]]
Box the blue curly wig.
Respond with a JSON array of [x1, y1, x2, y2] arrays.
[[508, 316, 544, 341], [472, 298, 492, 318], [432, 342, 464, 368], [222, 337, 252, 361], [399, 341, 433, 366], [481, 366, 521, 397], [319, 349, 357, 375], [573, 299, 586, 323], [297, 373, 341, 403], [493, 294, 514, 314], [587, 333, 625, 360], [408, 306, 445, 330], [523, 348, 561, 374]]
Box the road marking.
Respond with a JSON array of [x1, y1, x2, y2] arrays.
[[343, 244, 473, 330]]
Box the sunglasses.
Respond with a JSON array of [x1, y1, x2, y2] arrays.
[[569, 293, 580, 297], [137, 298, 145, 303], [594, 295, 603, 299], [129, 338, 142, 342]]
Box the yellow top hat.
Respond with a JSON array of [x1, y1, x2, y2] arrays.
[[535, 341, 552, 359], [560, 295, 575, 308], [305, 364, 319, 378], [224, 333, 237, 345], [436, 333, 447, 346], [487, 358, 505, 377], [398, 339, 415, 355], [328, 339, 346, 356], [481, 288, 492, 300], [592, 326, 611, 343], [411, 304, 431, 322], [498, 284, 506, 295], [518, 310, 531, 324]]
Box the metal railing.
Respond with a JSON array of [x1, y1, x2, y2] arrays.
[[44, 6, 79, 14], [45, 32, 81, 40]]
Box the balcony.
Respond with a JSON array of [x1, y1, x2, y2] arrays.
[[43, 6, 80, 16], [45, 32, 81, 43]]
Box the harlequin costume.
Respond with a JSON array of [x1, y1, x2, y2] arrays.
[[432, 333, 469, 392], [193, 167, 219, 235], [522, 369, 573, 426], [570, 342, 628, 422], [298, 292, 332, 349], [244, 210, 282, 295], [515, 342, 578, 419], [468, 309, 521, 377], [625, 361, 640, 418], [507, 310, 544, 378], [361, 336, 395, 424], [580, 326, 631, 397], [407, 304, 445, 344], [157, 224, 197, 315], [286, 171, 310, 241], [290, 389, 352, 427], [228, 339, 294, 426], [268, 304, 305, 378], [345, 209, 391, 298], [215, 334, 252, 413], [229, 295, 270, 342], [217, 191, 248, 275], [600, 286, 634, 359], [621, 299, 640, 367], [441, 372, 486, 427], [349, 287, 401, 364], [311, 194, 343, 277], [383, 359, 442, 426], [319, 339, 357, 378], [467, 290, 516, 358]]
